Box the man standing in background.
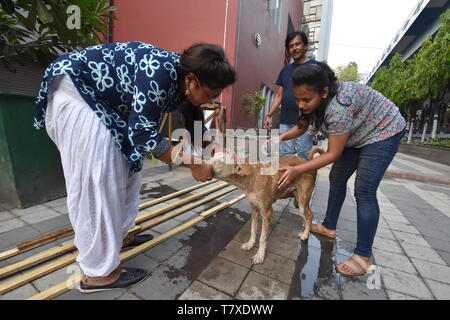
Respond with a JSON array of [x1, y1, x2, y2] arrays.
[[264, 31, 318, 159]]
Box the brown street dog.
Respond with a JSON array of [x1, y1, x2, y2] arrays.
[[209, 147, 324, 264]]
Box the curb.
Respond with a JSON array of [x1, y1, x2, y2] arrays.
[[384, 170, 450, 185]]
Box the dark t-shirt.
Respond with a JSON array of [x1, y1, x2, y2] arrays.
[[275, 59, 318, 125]]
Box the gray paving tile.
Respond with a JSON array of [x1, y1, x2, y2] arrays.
[[0, 211, 14, 222], [198, 257, 248, 296], [178, 281, 233, 300], [28, 215, 71, 234], [395, 230, 432, 248], [150, 217, 182, 234], [0, 226, 41, 250], [266, 224, 302, 259], [372, 249, 417, 274], [385, 220, 420, 235], [116, 292, 142, 300], [237, 271, 289, 300], [55, 286, 125, 300], [380, 267, 433, 299], [143, 237, 184, 262], [0, 283, 39, 300], [411, 259, 450, 284], [386, 290, 420, 300], [52, 205, 69, 215], [435, 250, 450, 266], [20, 209, 61, 224], [218, 239, 257, 268], [129, 264, 191, 300], [374, 227, 396, 241], [252, 251, 296, 285], [424, 279, 450, 300], [400, 242, 447, 265], [44, 197, 67, 208], [121, 252, 160, 272], [372, 236, 403, 254], [11, 205, 48, 217], [0, 218, 26, 233], [340, 278, 388, 300], [32, 261, 79, 292]]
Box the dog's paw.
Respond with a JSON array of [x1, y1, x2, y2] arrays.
[[251, 252, 265, 265], [299, 232, 309, 241], [241, 242, 255, 251]]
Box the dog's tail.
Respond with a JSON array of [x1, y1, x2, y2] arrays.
[[309, 147, 325, 160]]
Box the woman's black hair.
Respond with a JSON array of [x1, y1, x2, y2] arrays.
[[177, 43, 236, 144], [291, 61, 347, 130], [285, 31, 308, 50]]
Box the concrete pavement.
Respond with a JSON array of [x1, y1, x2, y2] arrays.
[[0, 147, 449, 300]]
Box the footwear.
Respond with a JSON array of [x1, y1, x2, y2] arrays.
[[306, 223, 337, 239], [336, 255, 375, 276], [79, 268, 149, 293], [122, 234, 154, 249]]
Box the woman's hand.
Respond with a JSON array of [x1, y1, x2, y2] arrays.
[[277, 165, 301, 189], [190, 163, 214, 182]]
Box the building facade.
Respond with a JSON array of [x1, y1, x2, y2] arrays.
[[365, 0, 450, 139], [300, 0, 333, 61], [112, 0, 304, 129]]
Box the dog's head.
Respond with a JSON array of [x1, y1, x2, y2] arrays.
[[207, 151, 250, 179]]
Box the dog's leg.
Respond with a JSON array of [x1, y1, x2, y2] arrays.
[[252, 205, 272, 264], [241, 203, 259, 251], [297, 187, 313, 241]]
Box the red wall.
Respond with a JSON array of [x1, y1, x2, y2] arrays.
[[231, 0, 303, 128], [112, 0, 238, 128], [111, 0, 303, 129]]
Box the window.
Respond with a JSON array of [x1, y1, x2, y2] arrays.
[[268, 0, 282, 32], [258, 84, 274, 128]]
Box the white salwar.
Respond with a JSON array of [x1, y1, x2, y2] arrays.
[[45, 75, 141, 277]]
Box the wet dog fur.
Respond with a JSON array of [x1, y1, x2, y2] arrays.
[[209, 148, 324, 264]]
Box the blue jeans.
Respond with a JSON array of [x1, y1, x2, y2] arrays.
[[322, 130, 405, 257], [280, 123, 313, 159]]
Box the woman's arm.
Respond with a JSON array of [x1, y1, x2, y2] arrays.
[[277, 133, 349, 189], [157, 146, 214, 182], [280, 120, 309, 141]]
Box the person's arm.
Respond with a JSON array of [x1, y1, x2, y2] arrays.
[[264, 86, 284, 129], [277, 133, 349, 189], [279, 120, 308, 141], [157, 145, 213, 182]]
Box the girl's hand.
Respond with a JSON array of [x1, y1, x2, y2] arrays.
[[277, 166, 301, 189], [191, 163, 214, 182]]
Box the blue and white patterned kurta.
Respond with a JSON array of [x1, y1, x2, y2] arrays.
[[34, 41, 180, 172]]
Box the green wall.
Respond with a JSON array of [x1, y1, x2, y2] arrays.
[[0, 91, 66, 208]]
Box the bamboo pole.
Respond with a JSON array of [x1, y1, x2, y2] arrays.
[[27, 194, 246, 300], [168, 112, 173, 172], [0, 186, 237, 294], [0, 182, 229, 282], [0, 180, 219, 262]]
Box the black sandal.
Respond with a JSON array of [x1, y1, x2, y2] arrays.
[[79, 267, 149, 293]]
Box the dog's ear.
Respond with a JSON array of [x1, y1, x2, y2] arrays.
[[235, 164, 251, 176]]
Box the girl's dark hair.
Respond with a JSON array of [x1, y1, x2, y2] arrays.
[[285, 31, 308, 50], [292, 61, 346, 130], [177, 43, 236, 144]]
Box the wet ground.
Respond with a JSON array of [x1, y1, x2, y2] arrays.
[[1, 152, 450, 300]]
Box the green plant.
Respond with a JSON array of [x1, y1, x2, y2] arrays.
[[371, 9, 450, 112], [421, 138, 450, 148], [0, 0, 116, 71], [241, 90, 266, 126]]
